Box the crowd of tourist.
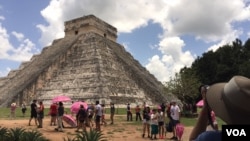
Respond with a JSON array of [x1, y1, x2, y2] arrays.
[[10, 99, 183, 140]]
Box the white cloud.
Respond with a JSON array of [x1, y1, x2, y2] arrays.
[[36, 0, 250, 82], [0, 16, 5, 20], [207, 29, 243, 52], [145, 55, 170, 82], [0, 26, 37, 76], [8, 38, 37, 61], [146, 37, 195, 82], [11, 31, 24, 41], [36, 0, 166, 46], [0, 23, 12, 59]]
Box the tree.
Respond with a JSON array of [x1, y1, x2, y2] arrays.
[[164, 67, 200, 104]]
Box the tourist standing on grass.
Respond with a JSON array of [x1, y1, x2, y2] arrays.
[[150, 109, 159, 140], [49, 102, 57, 126], [142, 105, 151, 138], [21, 102, 27, 117], [135, 105, 142, 121], [10, 102, 17, 119], [126, 103, 132, 121], [56, 102, 64, 132], [158, 106, 165, 139], [160, 102, 166, 122], [170, 100, 181, 140], [110, 102, 115, 124], [101, 104, 107, 126], [166, 102, 172, 121], [75, 105, 87, 132], [87, 103, 95, 127], [28, 100, 38, 126], [94, 100, 102, 131], [37, 101, 44, 128]]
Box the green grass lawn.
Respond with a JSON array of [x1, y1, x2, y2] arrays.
[[0, 107, 225, 129]]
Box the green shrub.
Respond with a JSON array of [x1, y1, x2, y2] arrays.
[[0, 127, 49, 141], [64, 129, 106, 141]]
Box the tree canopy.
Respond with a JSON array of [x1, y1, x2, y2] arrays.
[[164, 38, 250, 104]]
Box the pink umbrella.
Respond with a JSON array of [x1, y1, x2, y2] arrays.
[[71, 101, 88, 114], [62, 114, 77, 127], [52, 95, 71, 103], [196, 100, 204, 107]]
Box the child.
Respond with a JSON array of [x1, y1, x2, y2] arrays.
[[101, 104, 107, 126], [150, 109, 159, 140], [158, 107, 165, 139]]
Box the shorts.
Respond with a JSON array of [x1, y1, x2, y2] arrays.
[[172, 119, 180, 127], [95, 115, 101, 122], [51, 113, 57, 117], [37, 113, 44, 119], [151, 124, 159, 134], [22, 109, 26, 113], [30, 112, 37, 118], [143, 119, 150, 124], [158, 121, 164, 126]]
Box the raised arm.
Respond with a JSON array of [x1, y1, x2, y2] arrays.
[[189, 86, 209, 141]]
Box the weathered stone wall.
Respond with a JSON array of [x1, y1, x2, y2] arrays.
[[0, 15, 174, 107], [0, 35, 80, 107], [65, 15, 117, 42]]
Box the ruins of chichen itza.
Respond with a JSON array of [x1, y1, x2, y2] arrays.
[[0, 15, 175, 107]]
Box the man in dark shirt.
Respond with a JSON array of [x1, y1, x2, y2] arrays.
[[127, 103, 132, 121], [55, 102, 64, 132], [28, 100, 37, 126], [110, 102, 115, 124]]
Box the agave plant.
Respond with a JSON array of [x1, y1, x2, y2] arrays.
[[22, 130, 50, 141], [0, 127, 8, 141], [0, 127, 49, 141], [64, 129, 106, 141], [7, 127, 26, 141]]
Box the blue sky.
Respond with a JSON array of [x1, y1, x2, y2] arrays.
[[0, 0, 250, 82]]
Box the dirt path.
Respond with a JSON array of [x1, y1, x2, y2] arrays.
[[0, 115, 193, 141]]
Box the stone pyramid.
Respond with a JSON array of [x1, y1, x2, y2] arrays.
[[0, 15, 173, 107]]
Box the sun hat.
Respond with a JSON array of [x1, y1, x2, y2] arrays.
[[206, 75, 250, 124]]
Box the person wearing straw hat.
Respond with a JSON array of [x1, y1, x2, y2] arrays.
[[189, 76, 250, 141]]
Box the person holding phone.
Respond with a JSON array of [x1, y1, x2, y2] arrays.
[[189, 76, 250, 141]]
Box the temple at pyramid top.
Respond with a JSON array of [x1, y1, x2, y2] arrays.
[[64, 15, 117, 42]]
